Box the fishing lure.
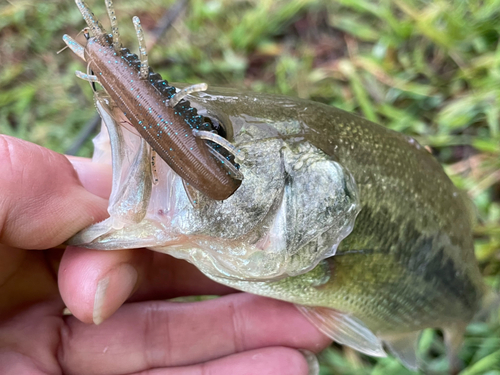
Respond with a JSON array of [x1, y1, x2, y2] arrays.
[[63, 0, 242, 201]]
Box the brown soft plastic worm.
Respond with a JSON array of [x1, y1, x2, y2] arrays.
[[63, 0, 242, 200]]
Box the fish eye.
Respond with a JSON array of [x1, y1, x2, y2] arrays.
[[203, 116, 227, 139]]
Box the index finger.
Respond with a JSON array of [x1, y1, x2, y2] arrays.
[[59, 293, 331, 375]]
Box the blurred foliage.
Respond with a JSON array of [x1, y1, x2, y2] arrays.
[[1, 0, 499, 373]]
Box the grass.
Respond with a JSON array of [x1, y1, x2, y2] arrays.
[[1, 0, 499, 373]]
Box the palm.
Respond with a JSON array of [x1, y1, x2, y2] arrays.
[[0, 135, 329, 375]]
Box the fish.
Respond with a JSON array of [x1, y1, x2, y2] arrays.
[[65, 0, 488, 371]]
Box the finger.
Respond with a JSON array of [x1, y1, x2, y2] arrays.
[[0, 245, 60, 314], [0, 136, 109, 249], [59, 248, 234, 324], [59, 247, 143, 325], [58, 293, 331, 375], [0, 301, 65, 375], [66, 156, 112, 199], [132, 347, 311, 375]]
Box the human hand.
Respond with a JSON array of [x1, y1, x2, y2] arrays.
[[0, 135, 330, 375]]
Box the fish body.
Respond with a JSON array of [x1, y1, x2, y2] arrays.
[[179, 87, 485, 332], [208, 88, 484, 327], [71, 86, 485, 369]]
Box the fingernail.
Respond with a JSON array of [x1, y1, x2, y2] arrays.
[[68, 157, 112, 199], [93, 263, 138, 325], [93, 276, 110, 325], [299, 349, 319, 375]]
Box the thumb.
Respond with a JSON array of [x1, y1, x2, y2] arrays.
[[0, 135, 109, 249]]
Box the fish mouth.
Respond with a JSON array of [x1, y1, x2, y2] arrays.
[[70, 101, 360, 282]]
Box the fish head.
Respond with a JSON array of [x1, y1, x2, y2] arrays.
[[70, 87, 360, 281]]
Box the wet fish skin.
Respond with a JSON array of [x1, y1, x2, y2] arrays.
[[184, 87, 485, 363]]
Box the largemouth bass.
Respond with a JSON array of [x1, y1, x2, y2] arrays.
[[70, 86, 486, 370], [66, 0, 487, 371]]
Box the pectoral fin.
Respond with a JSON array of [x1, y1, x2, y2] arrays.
[[382, 331, 421, 370], [296, 305, 386, 357]]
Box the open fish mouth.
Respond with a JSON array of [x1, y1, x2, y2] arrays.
[[69, 91, 360, 282]]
